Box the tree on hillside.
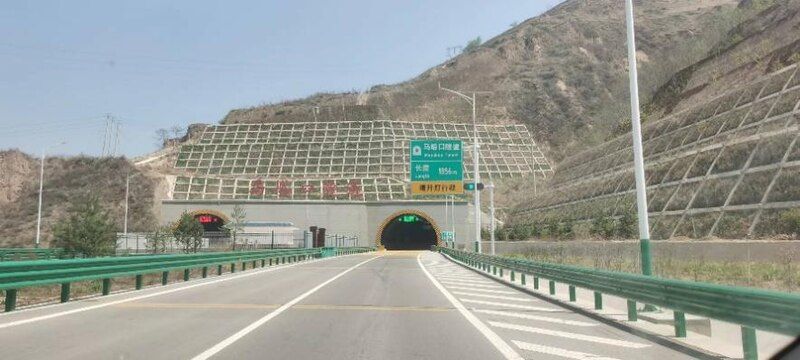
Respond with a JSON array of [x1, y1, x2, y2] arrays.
[[146, 225, 172, 253], [52, 196, 117, 257], [172, 212, 204, 253], [222, 205, 247, 250], [463, 36, 482, 53]]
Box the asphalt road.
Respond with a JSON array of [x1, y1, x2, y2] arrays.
[[0, 251, 693, 359]]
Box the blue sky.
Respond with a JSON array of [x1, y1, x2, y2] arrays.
[[0, 0, 561, 158]]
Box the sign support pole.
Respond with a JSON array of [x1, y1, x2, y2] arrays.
[[625, 0, 654, 278]]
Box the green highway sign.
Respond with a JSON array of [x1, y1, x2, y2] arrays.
[[410, 139, 464, 195], [411, 161, 463, 181]]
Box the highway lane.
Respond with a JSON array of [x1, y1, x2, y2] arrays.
[[0, 250, 697, 359]]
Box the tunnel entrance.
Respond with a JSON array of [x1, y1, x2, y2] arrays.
[[194, 213, 226, 233], [380, 213, 437, 250]]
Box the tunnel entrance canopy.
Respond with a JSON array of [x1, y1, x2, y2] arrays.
[[194, 213, 226, 233], [380, 213, 437, 250]]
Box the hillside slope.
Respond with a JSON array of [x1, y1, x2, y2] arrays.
[[222, 0, 743, 160], [0, 150, 159, 247]]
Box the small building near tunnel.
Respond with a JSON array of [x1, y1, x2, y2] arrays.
[[160, 199, 472, 250]]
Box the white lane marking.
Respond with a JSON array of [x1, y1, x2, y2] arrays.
[[446, 286, 517, 295], [0, 253, 370, 329], [191, 256, 380, 360], [474, 310, 597, 327], [438, 279, 500, 286], [440, 281, 503, 289], [417, 254, 523, 360], [460, 299, 559, 312], [491, 322, 649, 349], [452, 291, 535, 302], [436, 276, 489, 282], [512, 340, 620, 360]]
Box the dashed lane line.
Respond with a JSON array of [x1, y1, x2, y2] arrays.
[[190, 256, 380, 360], [490, 321, 650, 349]]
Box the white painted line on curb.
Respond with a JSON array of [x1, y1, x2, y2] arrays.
[[0, 253, 370, 328], [491, 321, 649, 348], [452, 291, 535, 302], [461, 299, 559, 312], [512, 340, 620, 360], [474, 309, 597, 327], [191, 255, 380, 360], [418, 254, 524, 360]]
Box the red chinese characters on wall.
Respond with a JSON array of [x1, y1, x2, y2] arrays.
[[300, 183, 315, 194], [322, 180, 337, 198], [276, 180, 292, 198], [347, 179, 362, 198], [250, 178, 265, 196]]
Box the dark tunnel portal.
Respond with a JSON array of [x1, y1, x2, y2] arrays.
[[381, 214, 437, 250]]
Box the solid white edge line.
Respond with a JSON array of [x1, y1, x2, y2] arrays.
[[417, 253, 524, 360], [190, 255, 380, 360], [0, 253, 371, 329]]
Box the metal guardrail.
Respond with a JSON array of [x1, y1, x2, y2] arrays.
[[0, 248, 65, 262], [1, 247, 375, 312], [434, 246, 800, 360]]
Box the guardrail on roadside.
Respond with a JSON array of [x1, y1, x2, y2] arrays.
[[0, 248, 65, 262], [0, 247, 375, 312], [433, 246, 800, 360]]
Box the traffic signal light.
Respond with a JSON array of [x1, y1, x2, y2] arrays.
[[464, 182, 484, 191]]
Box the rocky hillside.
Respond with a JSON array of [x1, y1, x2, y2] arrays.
[[221, 0, 745, 160], [0, 150, 159, 247]]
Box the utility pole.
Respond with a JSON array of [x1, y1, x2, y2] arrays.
[[123, 173, 130, 236], [438, 84, 490, 253], [35, 141, 66, 248], [487, 182, 496, 255], [625, 0, 654, 277]]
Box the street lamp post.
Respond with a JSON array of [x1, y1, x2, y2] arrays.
[[625, 0, 654, 277], [487, 182, 496, 255], [35, 141, 66, 248], [439, 84, 489, 253]]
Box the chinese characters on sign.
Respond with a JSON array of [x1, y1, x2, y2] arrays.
[[410, 139, 464, 195]]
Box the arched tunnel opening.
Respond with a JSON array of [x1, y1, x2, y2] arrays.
[[380, 213, 437, 250], [194, 213, 226, 233]]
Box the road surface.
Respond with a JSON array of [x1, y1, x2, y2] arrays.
[[0, 251, 693, 359]]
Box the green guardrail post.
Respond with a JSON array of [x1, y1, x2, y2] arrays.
[[533, 276, 539, 290], [269, 258, 273, 266], [183, 269, 190, 281], [492, 266, 497, 275], [202, 267, 208, 278], [4, 289, 17, 312], [499, 268, 503, 277], [242, 261, 247, 271], [674, 311, 686, 337], [261, 259, 266, 267], [231, 263, 236, 273], [135, 274, 143, 290], [627, 300, 638, 321], [594, 292, 603, 310], [741, 327, 757, 360], [252, 260, 257, 268], [569, 286, 576, 302], [548, 280, 556, 295], [521, 273, 526, 285], [217, 265, 223, 275], [60, 282, 71, 303], [162, 271, 169, 285], [510, 271, 515, 282], [102, 278, 111, 295]]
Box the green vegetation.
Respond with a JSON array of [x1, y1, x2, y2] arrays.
[[145, 226, 172, 254], [172, 212, 204, 253], [509, 245, 800, 292], [51, 196, 116, 257], [779, 209, 800, 239], [463, 36, 482, 53], [222, 205, 246, 250]]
